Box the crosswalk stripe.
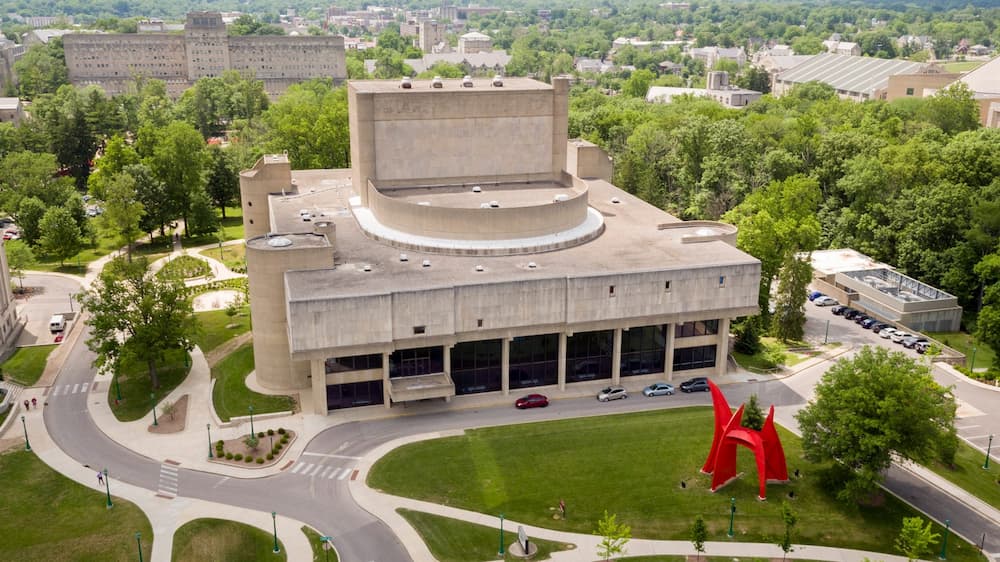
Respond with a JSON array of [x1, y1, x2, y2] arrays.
[[327, 468, 341, 479], [320, 466, 332, 478], [309, 464, 324, 476], [80, 383, 88, 393], [291, 462, 307, 474], [72, 384, 79, 393], [338, 469, 351, 480]]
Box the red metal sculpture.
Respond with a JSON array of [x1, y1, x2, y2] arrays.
[[700, 380, 788, 500]]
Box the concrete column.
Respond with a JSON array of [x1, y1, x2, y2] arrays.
[[443, 345, 452, 403], [557, 332, 567, 391], [715, 318, 731, 376], [310, 359, 327, 415], [501, 338, 510, 395], [382, 352, 391, 409], [612, 328, 622, 385], [664, 323, 676, 383]]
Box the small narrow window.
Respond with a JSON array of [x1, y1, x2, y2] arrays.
[[609, 285, 616, 297], [664, 280, 672, 292], [249, 219, 254, 225], [413, 326, 426, 335], [718, 276, 726, 288], [248, 200, 253, 207], [477, 319, 484, 328], [905, 87, 914, 96]]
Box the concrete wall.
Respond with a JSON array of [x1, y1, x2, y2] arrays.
[[239, 155, 294, 239], [567, 140, 613, 182], [64, 34, 187, 83], [886, 73, 961, 100], [185, 12, 230, 80], [229, 36, 346, 82]]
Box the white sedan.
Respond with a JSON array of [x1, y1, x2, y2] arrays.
[[879, 328, 897, 339], [891, 331, 912, 344], [813, 296, 839, 306]]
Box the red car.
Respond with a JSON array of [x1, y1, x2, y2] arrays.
[[515, 393, 549, 409]]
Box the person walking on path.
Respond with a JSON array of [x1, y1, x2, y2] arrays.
[[97, 472, 104, 486], [23, 399, 29, 411], [31, 397, 37, 409]]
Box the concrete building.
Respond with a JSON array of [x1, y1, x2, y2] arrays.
[[458, 31, 492, 54], [689, 46, 746, 69], [239, 77, 760, 415], [809, 249, 961, 333], [886, 68, 962, 101], [950, 55, 1000, 128], [821, 40, 861, 57], [369, 51, 511, 76], [418, 20, 445, 53], [0, 37, 26, 93], [62, 11, 346, 97], [773, 53, 927, 101], [0, 241, 20, 355], [440, 5, 500, 21], [0, 98, 25, 123], [647, 71, 761, 108]]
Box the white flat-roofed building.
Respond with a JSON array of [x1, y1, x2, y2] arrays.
[[240, 77, 761, 415]]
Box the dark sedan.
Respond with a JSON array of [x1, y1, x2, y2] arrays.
[[515, 394, 549, 409]]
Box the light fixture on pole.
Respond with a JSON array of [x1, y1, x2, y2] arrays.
[[984, 434, 994, 470], [136, 532, 143, 562], [939, 519, 950, 560], [728, 497, 736, 537], [249, 404, 255, 436], [150, 393, 158, 426], [320, 535, 332, 562], [207, 423, 213, 458], [103, 468, 113, 508], [20, 415, 30, 451], [271, 511, 280, 554], [498, 513, 505, 555]]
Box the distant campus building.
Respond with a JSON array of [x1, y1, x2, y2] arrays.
[[62, 11, 346, 97], [239, 77, 760, 415]]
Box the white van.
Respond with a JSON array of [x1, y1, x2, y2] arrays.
[[49, 314, 65, 333]]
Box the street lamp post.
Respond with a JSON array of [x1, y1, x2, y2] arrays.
[[271, 511, 280, 554], [984, 434, 994, 470], [320, 536, 332, 562], [207, 423, 213, 458], [971, 345, 978, 371], [728, 497, 736, 537], [150, 393, 158, 426], [498, 514, 505, 555], [114, 372, 123, 402], [69, 292, 74, 313], [136, 532, 143, 562], [249, 405, 255, 436], [939, 519, 950, 560], [20, 415, 30, 451], [103, 468, 113, 508]]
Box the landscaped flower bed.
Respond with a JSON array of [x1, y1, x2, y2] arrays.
[[211, 427, 295, 467]]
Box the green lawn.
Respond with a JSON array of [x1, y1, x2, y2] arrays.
[[171, 518, 286, 562], [198, 242, 246, 272], [397, 509, 574, 562], [927, 439, 1000, 511], [181, 206, 245, 247], [0, 449, 153, 561], [369, 408, 983, 561], [108, 348, 192, 421], [1, 344, 57, 386], [302, 525, 339, 562], [941, 60, 984, 72], [212, 342, 296, 421], [157, 254, 211, 279], [928, 331, 995, 370], [192, 306, 252, 354]]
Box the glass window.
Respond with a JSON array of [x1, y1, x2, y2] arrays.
[[509, 334, 558, 389], [326, 380, 384, 410], [452, 340, 502, 395], [620, 325, 665, 377], [673, 345, 717, 372], [674, 319, 720, 338], [389, 346, 444, 378], [567, 330, 613, 383], [325, 353, 383, 374]]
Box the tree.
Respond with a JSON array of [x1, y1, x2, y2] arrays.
[[36, 85, 99, 189], [772, 254, 813, 342], [920, 82, 980, 136], [262, 80, 350, 169], [690, 515, 707, 561], [161, 399, 177, 421], [146, 121, 209, 236], [778, 501, 797, 560], [16, 197, 46, 247], [89, 134, 139, 200], [621, 69, 655, 98], [594, 510, 630, 561], [99, 172, 145, 259], [795, 346, 957, 503], [895, 517, 939, 562], [186, 187, 220, 237], [126, 163, 171, 237], [5, 241, 34, 291], [205, 145, 239, 218], [14, 39, 68, 99], [79, 257, 197, 389], [0, 151, 76, 215], [743, 393, 765, 430], [37, 207, 81, 265]]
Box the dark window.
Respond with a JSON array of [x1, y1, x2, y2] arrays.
[[452, 339, 502, 395], [665, 280, 671, 291], [719, 276, 726, 287], [248, 201, 252, 207], [326, 380, 384, 410], [673, 345, 717, 372], [509, 333, 558, 389], [477, 318, 483, 328], [325, 353, 383, 374], [674, 319, 720, 338], [620, 325, 665, 377], [566, 330, 613, 383], [906, 87, 914, 95], [609, 285, 615, 296], [389, 346, 444, 378], [413, 325, 426, 335]]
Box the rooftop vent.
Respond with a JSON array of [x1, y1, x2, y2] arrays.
[[266, 237, 292, 248], [553, 194, 569, 202], [422, 259, 431, 268], [611, 197, 621, 204], [479, 202, 491, 208], [431, 76, 443, 88], [472, 185, 482, 193], [418, 201, 431, 206], [489, 200, 500, 208], [362, 264, 372, 272], [475, 265, 485, 272], [462, 75, 473, 88], [527, 261, 537, 269], [399, 253, 409, 262], [400, 76, 412, 89], [492, 74, 504, 87]]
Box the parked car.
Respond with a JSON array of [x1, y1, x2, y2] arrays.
[[891, 331, 912, 344], [680, 377, 710, 393], [642, 382, 675, 397], [871, 322, 890, 333], [808, 290, 825, 301], [843, 309, 863, 320], [831, 305, 848, 315], [515, 393, 549, 409], [813, 296, 839, 306], [854, 314, 872, 325], [915, 341, 931, 354], [903, 336, 928, 349], [879, 328, 898, 339], [597, 386, 628, 402], [859, 317, 878, 329]]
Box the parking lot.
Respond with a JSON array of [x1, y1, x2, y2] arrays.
[[802, 289, 928, 361], [15, 273, 83, 346]]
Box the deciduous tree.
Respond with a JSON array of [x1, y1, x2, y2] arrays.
[[37, 207, 81, 265], [895, 517, 939, 562], [690, 515, 707, 561], [594, 510, 630, 561]]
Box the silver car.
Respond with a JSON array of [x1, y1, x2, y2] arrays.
[[642, 382, 675, 397], [597, 386, 628, 402]]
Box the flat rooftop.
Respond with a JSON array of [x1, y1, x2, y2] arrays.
[[261, 171, 758, 300], [349, 77, 551, 93], [808, 248, 889, 276], [842, 268, 956, 303]]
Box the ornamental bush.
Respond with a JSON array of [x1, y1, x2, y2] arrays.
[[234, 453, 243, 461], [256, 457, 265, 464]]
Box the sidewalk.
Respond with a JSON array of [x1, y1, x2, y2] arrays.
[[15, 385, 315, 562]]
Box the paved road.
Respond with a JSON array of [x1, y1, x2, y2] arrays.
[[41, 298, 1000, 560]]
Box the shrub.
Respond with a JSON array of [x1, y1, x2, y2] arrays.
[[267, 428, 275, 436], [267, 453, 274, 460], [256, 457, 265, 464], [217, 439, 225, 447], [234, 453, 243, 461], [275, 443, 283, 451], [225, 452, 234, 460], [244, 434, 259, 450], [281, 435, 289, 443], [257, 431, 265, 438], [245, 455, 254, 463], [277, 427, 286, 435]]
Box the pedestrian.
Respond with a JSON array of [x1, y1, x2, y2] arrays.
[[559, 498, 566, 519], [23, 399, 29, 411], [97, 471, 104, 486], [31, 397, 37, 409]]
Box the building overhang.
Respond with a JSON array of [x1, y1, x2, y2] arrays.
[[388, 373, 456, 402]]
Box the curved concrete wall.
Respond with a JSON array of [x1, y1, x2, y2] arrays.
[[239, 155, 293, 240], [367, 184, 589, 240]]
